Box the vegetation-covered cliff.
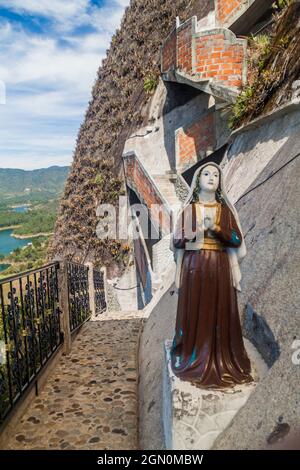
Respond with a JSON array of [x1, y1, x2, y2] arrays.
[[230, 0, 300, 128], [47, 0, 300, 279], [47, 0, 214, 277]]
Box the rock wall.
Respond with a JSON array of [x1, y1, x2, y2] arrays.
[[213, 104, 300, 449], [139, 278, 177, 449], [138, 102, 300, 449]]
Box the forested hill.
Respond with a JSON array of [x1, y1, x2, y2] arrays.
[[0, 166, 69, 196]]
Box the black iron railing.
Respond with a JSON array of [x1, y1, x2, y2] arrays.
[[0, 262, 62, 425], [66, 262, 91, 332], [0, 259, 107, 427], [93, 269, 106, 315]]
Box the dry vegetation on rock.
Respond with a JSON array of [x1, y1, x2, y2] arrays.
[[229, 0, 300, 128], [47, 0, 214, 277]]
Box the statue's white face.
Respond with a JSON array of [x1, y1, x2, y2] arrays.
[[198, 165, 220, 193]]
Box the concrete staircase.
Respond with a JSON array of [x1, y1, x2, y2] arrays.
[[152, 173, 182, 212]]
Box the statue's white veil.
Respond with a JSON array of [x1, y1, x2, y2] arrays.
[[169, 162, 246, 291]]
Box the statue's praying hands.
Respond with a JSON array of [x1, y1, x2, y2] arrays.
[[204, 215, 214, 230]]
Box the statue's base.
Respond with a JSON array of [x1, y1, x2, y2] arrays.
[[162, 339, 268, 450]]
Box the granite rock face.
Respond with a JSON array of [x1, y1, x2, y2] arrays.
[[138, 282, 178, 450], [139, 105, 300, 450], [213, 107, 300, 449]]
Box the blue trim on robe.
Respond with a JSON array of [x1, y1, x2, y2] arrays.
[[170, 328, 183, 353], [189, 347, 197, 365], [230, 230, 240, 246]]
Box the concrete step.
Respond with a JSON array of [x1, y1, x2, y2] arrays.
[[151, 173, 182, 216]]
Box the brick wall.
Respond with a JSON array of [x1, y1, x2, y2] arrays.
[[175, 112, 215, 170], [216, 0, 244, 26], [177, 19, 193, 74], [123, 154, 171, 235], [161, 16, 247, 89], [161, 28, 177, 73], [194, 31, 245, 87]]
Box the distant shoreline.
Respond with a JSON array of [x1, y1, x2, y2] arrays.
[[11, 231, 53, 239], [0, 224, 22, 231], [9, 204, 31, 208], [0, 224, 53, 238]]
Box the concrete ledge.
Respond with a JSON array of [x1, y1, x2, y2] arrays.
[[227, 0, 274, 35], [162, 338, 268, 450], [162, 70, 239, 104], [229, 98, 300, 138]]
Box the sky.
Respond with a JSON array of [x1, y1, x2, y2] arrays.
[[0, 0, 130, 170]]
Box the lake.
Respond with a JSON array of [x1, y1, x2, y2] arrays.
[[0, 229, 33, 272], [0, 263, 10, 273], [12, 205, 29, 213]]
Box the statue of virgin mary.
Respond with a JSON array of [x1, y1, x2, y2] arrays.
[[169, 162, 253, 388]]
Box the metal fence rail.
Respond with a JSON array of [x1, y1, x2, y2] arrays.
[[67, 262, 91, 332], [93, 269, 106, 315], [0, 262, 62, 425], [0, 259, 107, 427]]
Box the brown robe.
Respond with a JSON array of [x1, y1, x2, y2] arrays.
[[170, 201, 253, 388]]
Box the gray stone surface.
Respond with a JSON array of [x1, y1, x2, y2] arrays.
[[123, 78, 215, 173], [162, 339, 267, 450], [139, 280, 178, 450], [139, 105, 300, 450], [106, 280, 122, 311], [244, 303, 280, 367], [213, 114, 300, 450], [163, 340, 268, 450], [174, 173, 189, 203], [107, 263, 138, 312]]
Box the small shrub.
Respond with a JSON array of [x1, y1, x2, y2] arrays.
[[272, 0, 292, 10], [228, 86, 254, 129], [143, 75, 158, 94], [94, 174, 104, 186]]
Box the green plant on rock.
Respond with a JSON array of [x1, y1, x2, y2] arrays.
[[143, 75, 158, 94], [94, 174, 104, 186], [278, 34, 290, 48], [0, 316, 4, 341], [251, 33, 271, 48], [272, 0, 292, 11], [228, 85, 254, 129], [248, 34, 271, 71]]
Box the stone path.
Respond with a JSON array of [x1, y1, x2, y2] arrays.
[[4, 312, 146, 450]]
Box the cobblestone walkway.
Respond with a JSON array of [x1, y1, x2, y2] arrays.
[[4, 312, 146, 450]]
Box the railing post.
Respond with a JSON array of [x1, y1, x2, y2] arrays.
[[54, 256, 71, 354], [85, 262, 96, 320], [100, 266, 108, 312]]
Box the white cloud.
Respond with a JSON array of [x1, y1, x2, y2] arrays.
[[0, 0, 130, 169], [0, 0, 90, 31], [0, 0, 130, 32], [0, 0, 88, 17]]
